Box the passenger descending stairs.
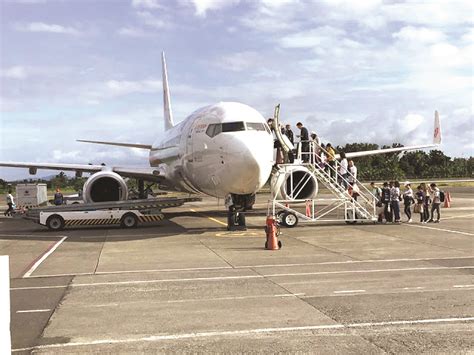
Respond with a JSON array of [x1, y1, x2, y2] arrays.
[[307, 164, 377, 221]]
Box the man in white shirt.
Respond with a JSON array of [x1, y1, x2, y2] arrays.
[[338, 152, 349, 188], [428, 183, 441, 223], [4, 190, 14, 216]]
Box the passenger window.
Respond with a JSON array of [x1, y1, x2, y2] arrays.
[[222, 122, 245, 132]]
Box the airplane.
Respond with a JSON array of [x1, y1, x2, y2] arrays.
[[0, 52, 441, 209]]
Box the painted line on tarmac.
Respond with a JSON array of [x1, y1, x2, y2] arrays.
[[236, 255, 474, 269], [11, 317, 474, 352], [441, 214, 474, 220], [10, 265, 473, 290], [453, 284, 474, 288], [189, 208, 227, 226], [22, 236, 67, 278], [25, 266, 234, 279], [404, 224, 474, 236], [402, 286, 425, 290], [16, 309, 51, 313], [21, 255, 474, 279], [333, 289, 366, 294], [267, 266, 473, 279]]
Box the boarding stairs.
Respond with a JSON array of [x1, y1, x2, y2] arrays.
[[268, 104, 377, 224], [304, 143, 377, 222]]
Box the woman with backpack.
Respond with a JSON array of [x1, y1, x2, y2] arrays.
[[414, 185, 425, 223]]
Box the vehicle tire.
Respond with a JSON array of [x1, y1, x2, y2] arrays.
[[278, 240, 282, 248], [121, 213, 138, 228], [282, 212, 298, 228], [276, 210, 285, 223], [46, 215, 65, 231]]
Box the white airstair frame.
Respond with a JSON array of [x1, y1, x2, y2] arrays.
[[303, 141, 377, 221], [270, 104, 377, 223]]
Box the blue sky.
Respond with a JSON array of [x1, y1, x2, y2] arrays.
[[1, 0, 473, 180]]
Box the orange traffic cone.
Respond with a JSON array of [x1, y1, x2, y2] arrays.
[[305, 200, 311, 217], [444, 192, 451, 208], [265, 215, 281, 250]]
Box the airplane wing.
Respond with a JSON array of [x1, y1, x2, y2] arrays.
[[76, 140, 152, 149], [0, 162, 163, 182], [339, 144, 436, 159], [0, 162, 105, 173], [335, 111, 442, 160]]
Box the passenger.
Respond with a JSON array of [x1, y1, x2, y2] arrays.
[[284, 124, 294, 144], [403, 183, 414, 223], [390, 181, 401, 223], [53, 188, 64, 206], [338, 152, 349, 188], [325, 143, 336, 179], [318, 143, 327, 169], [421, 183, 431, 223], [4, 189, 14, 216], [381, 182, 392, 223], [428, 183, 441, 223], [310, 131, 321, 147], [296, 122, 309, 163], [348, 160, 357, 185], [415, 185, 426, 223], [282, 124, 295, 163], [370, 182, 383, 223]]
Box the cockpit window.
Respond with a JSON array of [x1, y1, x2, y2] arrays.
[[222, 121, 245, 132], [206, 123, 222, 138], [246, 122, 266, 132], [205, 121, 269, 138]]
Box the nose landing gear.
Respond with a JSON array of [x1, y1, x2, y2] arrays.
[[225, 193, 255, 231]]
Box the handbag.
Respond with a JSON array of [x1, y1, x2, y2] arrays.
[[414, 204, 423, 213]]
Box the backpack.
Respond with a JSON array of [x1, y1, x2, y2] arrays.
[[439, 191, 445, 203], [381, 188, 390, 203]]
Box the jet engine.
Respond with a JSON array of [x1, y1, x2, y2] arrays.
[[271, 165, 318, 200], [82, 171, 128, 203]]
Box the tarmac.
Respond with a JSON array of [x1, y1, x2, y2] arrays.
[[1, 187, 473, 354]]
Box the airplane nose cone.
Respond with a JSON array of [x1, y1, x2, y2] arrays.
[[224, 134, 273, 194]]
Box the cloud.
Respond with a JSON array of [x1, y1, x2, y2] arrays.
[[393, 26, 446, 43], [131, 0, 162, 9], [136, 11, 169, 29], [1, 66, 28, 79], [215, 51, 262, 72], [105, 79, 161, 96], [16, 22, 81, 35], [279, 26, 346, 48], [117, 26, 151, 37], [189, 0, 241, 17]]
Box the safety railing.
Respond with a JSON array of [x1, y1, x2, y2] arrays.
[[294, 140, 377, 220]]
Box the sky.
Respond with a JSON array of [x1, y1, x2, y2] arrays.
[[0, 0, 473, 180]]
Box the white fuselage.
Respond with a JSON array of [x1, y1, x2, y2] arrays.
[[149, 102, 274, 198]]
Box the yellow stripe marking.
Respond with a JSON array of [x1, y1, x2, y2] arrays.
[[189, 209, 227, 226]]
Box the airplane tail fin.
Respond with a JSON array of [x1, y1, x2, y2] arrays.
[[162, 51, 174, 131], [433, 110, 441, 144]]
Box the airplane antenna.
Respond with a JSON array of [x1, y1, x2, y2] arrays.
[[162, 51, 175, 131]]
